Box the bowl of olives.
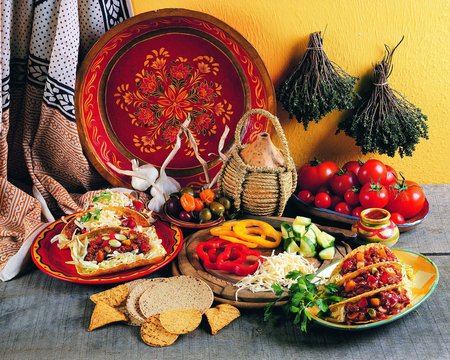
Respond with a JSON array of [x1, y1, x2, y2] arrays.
[[162, 187, 235, 229]]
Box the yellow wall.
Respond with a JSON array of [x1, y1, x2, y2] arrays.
[[131, 0, 450, 184]]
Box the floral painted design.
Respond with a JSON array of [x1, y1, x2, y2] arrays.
[[114, 48, 234, 155]]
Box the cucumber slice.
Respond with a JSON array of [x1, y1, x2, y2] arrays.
[[293, 216, 312, 227], [303, 228, 317, 245], [280, 222, 293, 238], [308, 223, 322, 238], [317, 232, 335, 249], [299, 237, 316, 257], [284, 238, 301, 254], [292, 224, 306, 239], [318, 246, 336, 260]]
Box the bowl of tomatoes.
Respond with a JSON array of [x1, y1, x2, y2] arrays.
[[293, 158, 430, 232], [162, 186, 236, 229]]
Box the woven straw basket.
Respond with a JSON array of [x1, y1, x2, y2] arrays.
[[217, 109, 297, 216]]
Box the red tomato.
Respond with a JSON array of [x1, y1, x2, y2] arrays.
[[344, 187, 360, 206], [314, 192, 331, 209], [359, 182, 389, 209], [297, 159, 339, 195], [382, 165, 398, 186], [358, 159, 387, 185], [390, 212, 406, 225], [385, 175, 425, 219], [298, 190, 314, 205], [342, 159, 365, 176], [352, 206, 365, 218], [316, 185, 332, 196], [330, 195, 344, 210], [335, 202, 353, 216], [330, 169, 360, 197]]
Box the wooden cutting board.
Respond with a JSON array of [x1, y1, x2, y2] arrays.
[[174, 216, 355, 308]]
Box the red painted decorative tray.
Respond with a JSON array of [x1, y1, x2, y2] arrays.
[[31, 212, 183, 284], [75, 8, 275, 189]]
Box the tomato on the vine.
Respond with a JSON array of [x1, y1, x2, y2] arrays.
[[352, 206, 365, 218], [344, 187, 360, 206], [382, 165, 398, 187], [385, 173, 425, 219], [298, 190, 314, 205], [391, 212, 406, 225], [358, 159, 387, 185], [335, 202, 353, 216], [297, 159, 339, 195], [359, 181, 389, 209], [314, 192, 331, 209], [330, 169, 360, 197], [342, 159, 365, 176]]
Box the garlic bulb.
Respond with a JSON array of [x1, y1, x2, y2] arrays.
[[131, 159, 159, 192]]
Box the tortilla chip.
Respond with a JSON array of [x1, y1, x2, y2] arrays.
[[88, 301, 128, 331], [140, 315, 179, 347], [159, 309, 202, 335], [90, 284, 129, 307], [204, 304, 240, 335]]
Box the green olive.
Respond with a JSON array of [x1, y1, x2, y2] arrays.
[[199, 208, 212, 223], [209, 201, 225, 218], [180, 187, 196, 197], [218, 196, 232, 211]]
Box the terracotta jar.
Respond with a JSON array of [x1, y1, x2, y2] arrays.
[[352, 208, 399, 247]]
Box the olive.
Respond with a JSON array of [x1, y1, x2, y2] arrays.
[[178, 211, 192, 222], [209, 201, 225, 218], [218, 196, 232, 211], [166, 198, 181, 216], [180, 187, 196, 197], [199, 208, 212, 223]]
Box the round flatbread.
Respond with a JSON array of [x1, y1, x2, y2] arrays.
[[140, 315, 178, 347], [139, 276, 214, 319]]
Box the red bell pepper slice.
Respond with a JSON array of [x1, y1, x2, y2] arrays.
[[216, 243, 261, 276], [196, 238, 232, 270]]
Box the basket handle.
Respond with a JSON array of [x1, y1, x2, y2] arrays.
[[234, 108, 292, 159]]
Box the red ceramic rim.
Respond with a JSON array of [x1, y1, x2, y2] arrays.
[[31, 212, 183, 284]]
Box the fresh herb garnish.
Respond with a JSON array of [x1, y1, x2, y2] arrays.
[[92, 191, 112, 203], [80, 209, 102, 223], [264, 270, 343, 332]]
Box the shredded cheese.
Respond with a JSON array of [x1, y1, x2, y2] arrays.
[[234, 251, 316, 300], [89, 190, 133, 209]]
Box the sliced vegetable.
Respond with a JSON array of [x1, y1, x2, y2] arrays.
[[318, 247, 335, 260], [317, 232, 335, 249], [299, 237, 316, 257]]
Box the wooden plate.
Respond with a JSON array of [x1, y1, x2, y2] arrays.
[[75, 8, 275, 189], [291, 195, 430, 233], [174, 216, 355, 308]]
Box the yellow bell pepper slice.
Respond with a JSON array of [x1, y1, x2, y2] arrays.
[[233, 220, 281, 248], [217, 235, 259, 248]]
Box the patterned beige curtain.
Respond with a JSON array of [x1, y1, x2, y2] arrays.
[[0, 0, 133, 280]]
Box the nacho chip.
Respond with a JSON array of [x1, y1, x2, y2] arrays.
[[159, 309, 202, 335], [205, 304, 241, 335], [90, 284, 129, 307], [88, 301, 128, 331], [140, 315, 179, 347]]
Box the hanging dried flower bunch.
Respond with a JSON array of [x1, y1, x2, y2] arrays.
[[276, 31, 358, 130], [336, 37, 428, 157]]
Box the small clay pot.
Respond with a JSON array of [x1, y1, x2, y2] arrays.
[[352, 208, 399, 247]]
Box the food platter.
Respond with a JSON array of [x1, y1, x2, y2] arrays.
[[306, 249, 439, 330], [291, 194, 430, 232], [173, 216, 357, 307], [75, 8, 275, 189], [31, 212, 183, 284]]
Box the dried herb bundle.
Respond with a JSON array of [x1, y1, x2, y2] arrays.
[[336, 38, 429, 157], [276, 31, 358, 130]]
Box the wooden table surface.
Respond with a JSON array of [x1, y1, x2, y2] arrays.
[[1, 184, 449, 360]]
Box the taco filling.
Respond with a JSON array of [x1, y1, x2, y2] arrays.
[[338, 263, 403, 298], [339, 245, 397, 277], [342, 288, 410, 325]]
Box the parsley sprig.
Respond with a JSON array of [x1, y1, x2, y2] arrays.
[[92, 191, 112, 203], [264, 270, 343, 332], [80, 209, 102, 223]]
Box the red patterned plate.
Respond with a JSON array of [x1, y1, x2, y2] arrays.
[[31, 212, 183, 284], [76, 8, 275, 189]]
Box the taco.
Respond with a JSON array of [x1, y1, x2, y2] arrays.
[[328, 243, 399, 283], [66, 226, 167, 277], [332, 262, 405, 299], [51, 206, 150, 249], [328, 285, 412, 325]]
